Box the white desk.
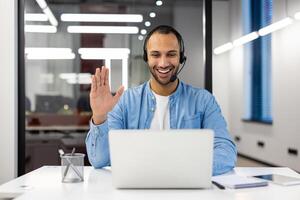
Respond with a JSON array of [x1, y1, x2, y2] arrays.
[[0, 166, 300, 200]]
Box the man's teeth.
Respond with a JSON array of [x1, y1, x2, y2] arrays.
[[157, 69, 171, 74]]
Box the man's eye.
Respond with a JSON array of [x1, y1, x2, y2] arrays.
[[151, 54, 159, 57], [168, 53, 177, 57]]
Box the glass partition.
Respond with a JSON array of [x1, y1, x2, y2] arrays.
[[24, 0, 204, 172]]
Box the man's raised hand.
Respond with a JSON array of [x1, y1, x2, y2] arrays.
[[90, 67, 124, 125]]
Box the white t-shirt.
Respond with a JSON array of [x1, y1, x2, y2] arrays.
[[150, 91, 170, 130]]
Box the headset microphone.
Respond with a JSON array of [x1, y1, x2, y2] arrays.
[[170, 56, 187, 82]]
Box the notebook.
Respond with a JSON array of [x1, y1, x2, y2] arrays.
[[212, 174, 268, 189]]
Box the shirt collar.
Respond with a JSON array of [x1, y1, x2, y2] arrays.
[[146, 80, 183, 101]]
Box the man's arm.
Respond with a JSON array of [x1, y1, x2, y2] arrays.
[[85, 120, 110, 168], [85, 98, 125, 168], [85, 67, 124, 168], [202, 93, 237, 176]]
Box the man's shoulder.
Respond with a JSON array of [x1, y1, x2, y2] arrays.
[[121, 82, 148, 100], [180, 81, 212, 98]]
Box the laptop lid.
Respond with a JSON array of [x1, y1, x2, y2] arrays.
[[109, 129, 214, 189]]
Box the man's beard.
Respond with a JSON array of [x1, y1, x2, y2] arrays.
[[149, 64, 179, 86]]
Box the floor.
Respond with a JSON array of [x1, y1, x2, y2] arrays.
[[236, 155, 270, 167]]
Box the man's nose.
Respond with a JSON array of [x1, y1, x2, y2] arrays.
[[158, 56, 169, 67]]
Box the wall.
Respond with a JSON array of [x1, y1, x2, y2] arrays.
[[212, 0, 230, 122], [0, 0, 18, 184], [173, 1, 204, 88], [213, 0, 300, 171]]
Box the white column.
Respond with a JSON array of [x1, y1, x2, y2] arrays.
[[105, 59, 112, 90], [122, 58, 128, 90], [0, 0, 18, 184]]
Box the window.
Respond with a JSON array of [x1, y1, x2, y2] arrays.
[[243, 0, 273, 123]]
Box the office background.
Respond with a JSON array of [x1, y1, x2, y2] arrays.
[[1, 0, 300, 184]]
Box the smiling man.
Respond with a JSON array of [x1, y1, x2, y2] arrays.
[[85, 25, 237, 175]]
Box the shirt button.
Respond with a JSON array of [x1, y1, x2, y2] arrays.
[[151, 108, 155, 112], [151, 96, 155, 100], [92, 143, 95, 147]]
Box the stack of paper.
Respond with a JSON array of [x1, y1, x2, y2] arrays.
[[212, 174, 268, 189]]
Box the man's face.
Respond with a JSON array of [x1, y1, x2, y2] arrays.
[[146, 33, 180, 86]]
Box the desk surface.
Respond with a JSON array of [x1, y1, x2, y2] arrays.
[[0, 166, 300, 200]]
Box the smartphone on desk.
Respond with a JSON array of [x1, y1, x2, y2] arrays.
[[253, 174, 300, 186]]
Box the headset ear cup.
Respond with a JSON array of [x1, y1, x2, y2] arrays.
[[143, 50, 148, 62], [180, 53, 186, 64], [180, 55, 186, 64]]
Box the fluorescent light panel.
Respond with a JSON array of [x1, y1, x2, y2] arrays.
[[35, 0, 58, 26], [295, 12, 300, 20], [233, 32, 259, 47], [59, 73, 92, 85], [43, 7, 58, 26], [78, 48, 130, 60], [61, 13, 143, 22], [26, 53, 75, 60], [36, 0, 47, 9], [25, 25, 57, 33], [60, 73, 91, 79], [67, 26, 139, 34], [25, 48, 72, 54], [25, 48, 75, 60], [258, 18, 293, 36], [213, 43, 233, 55], [25, 13, 48, 21]]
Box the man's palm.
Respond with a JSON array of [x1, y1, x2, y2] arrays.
[[90, 67, 124, 124]]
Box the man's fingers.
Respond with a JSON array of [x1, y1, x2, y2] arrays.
[[95, 67, 101, 87], [100, 66, 105, 86], [104, 67, 109, 86], [91, 75, 97, 93], [113, 86, 124, 103]]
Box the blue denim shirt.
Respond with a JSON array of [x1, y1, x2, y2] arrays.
[[86, 81, 237, 175]]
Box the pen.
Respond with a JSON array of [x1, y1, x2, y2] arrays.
[[63, 148, 76, 179], [212, 181, 225, 190]]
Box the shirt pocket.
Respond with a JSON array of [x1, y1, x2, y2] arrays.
[[182, 112, 203, 129]]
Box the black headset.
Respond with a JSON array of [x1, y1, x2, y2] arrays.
[[143, 25, 187, 64]]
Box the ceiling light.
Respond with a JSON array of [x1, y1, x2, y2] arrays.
[[138, 35, 144, 40], [25, 48, 75, 60], [59, 73, 91, 79], [156, 0, 163, 6], [26, 53, 75, 60], [295, 12, 300, 20], [35, 0, 47, 9], [149, 12, 156, 18], [67, 26, 139, 34], [213, 43, 233, 55], [25, 48, 72, 54], [145, 21, 151, 27], [258, 17, 293, 36], [25, 25, 57, 33], [25, 13, 48, 21], [61, 13, 143, 22], [141, 29, 147, 35], [61, 73, 92, 85], [78, 48, 130, 60], [35, 0, 58, 26], [233, 32, 259, 47], [43, 7, 58, 26]]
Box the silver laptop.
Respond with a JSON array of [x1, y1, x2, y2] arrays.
[[108, 129, 214, 189]]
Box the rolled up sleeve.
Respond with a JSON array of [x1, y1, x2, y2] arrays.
[[85, 120, 111, 168], [202, 93, 237, 176]]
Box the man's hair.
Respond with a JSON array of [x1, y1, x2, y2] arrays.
[[143, 25, 185, 63]]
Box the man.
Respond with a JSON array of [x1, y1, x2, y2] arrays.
[[86, 25, 237, 175]]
